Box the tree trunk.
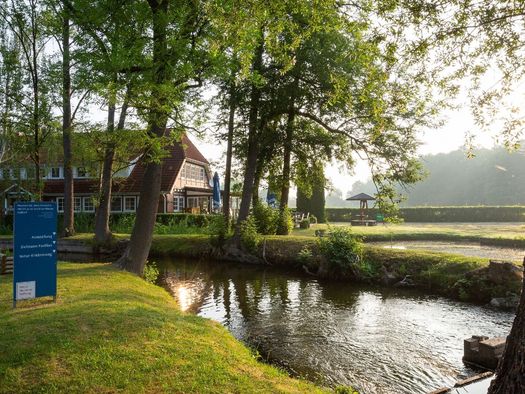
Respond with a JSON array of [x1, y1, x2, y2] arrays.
[[62, 10, 74, 237], [488, 257, 525, 393], [234, 42, 264, 242], [276, 94, 295, 235], [222, 80, 235, 225], [94, 81, 130, 244], [116, 0, 169, 275]]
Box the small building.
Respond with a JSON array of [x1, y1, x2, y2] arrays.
[[1, 133, 237, 215]]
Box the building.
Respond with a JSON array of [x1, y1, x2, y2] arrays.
[[1, 134, 235, 215]]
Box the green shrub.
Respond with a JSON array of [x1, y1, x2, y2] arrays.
[[297, 246, 313, 265], [240, 216, 261, 253], [252, 202, 278, 235], [319, 227, 363, 274], [143, 261, 159, 284], [299, 218, 311, 229], [208, 215, 230, 248], [276, 208, 293, 235]]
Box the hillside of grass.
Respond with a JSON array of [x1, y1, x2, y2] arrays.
[[0, 263, 327, 393]]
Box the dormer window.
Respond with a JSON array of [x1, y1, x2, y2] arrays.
[[50, 167, 61, 179], [76, 167, 88, 178]]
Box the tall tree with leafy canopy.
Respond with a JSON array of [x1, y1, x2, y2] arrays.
[[0, 0, 55, 197], [64, 0, 144, 244], [116, 0, 209, 275]]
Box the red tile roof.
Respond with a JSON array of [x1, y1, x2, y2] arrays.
[[43, 133, 210, 195]]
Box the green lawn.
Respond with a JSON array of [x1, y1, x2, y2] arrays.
[[292, 222, 525, 246], [0, 263, 327, 393]]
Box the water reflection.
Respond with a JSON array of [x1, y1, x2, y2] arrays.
[[158, 258, 514, 394]]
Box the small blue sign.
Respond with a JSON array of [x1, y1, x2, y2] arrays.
[[13, 202, 57, 305], [267, 192, 277, 208]]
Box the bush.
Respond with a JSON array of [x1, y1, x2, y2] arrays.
[[299, 218, 311, 229], [319, 227, 363, 275], [252, 202, 278, 235], [276, 208, 293, 235], [208, 214, 230, 248], [143, 261, 159, 284], [240, 216, 261, 253]]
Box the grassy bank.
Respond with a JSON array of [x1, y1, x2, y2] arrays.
[[144, 234, 522, 303], [0, 263, 326, 393]]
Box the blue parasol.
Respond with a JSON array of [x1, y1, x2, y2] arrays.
[[212, 172, 221, 211]]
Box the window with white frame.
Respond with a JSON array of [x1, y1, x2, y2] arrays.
[[50, 167, 61, 178], [111, 196, 122, 212], [173, 196, 185, 212], [83, 197, 95, 212], [76, 167, 88, 178], [74, 197, 82, 212], [124, 196, 136, 212], [56, 197, 64, 212], [19, 168, 27, 180]]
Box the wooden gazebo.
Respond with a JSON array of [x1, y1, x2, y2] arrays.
[[346, 192, 377, 226]]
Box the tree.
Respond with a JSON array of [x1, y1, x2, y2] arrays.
[[64, 0, 143, 244], [116, 0, 208, 274], [0, 0, 55, 196]]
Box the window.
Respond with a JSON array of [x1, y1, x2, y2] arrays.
[[0, 169, 3, 180], [50, 167, 61, 178], [76, 167, 88, 178], [200, 168, 205, 182], [56, 197, 64, 212], [20, 168, 27, 180], [74, 197, 82, 212], [124, 196, 136, 212], [83, 197, 95, 212], [111, 196, 122, 212], [173, 196, 184, 212]]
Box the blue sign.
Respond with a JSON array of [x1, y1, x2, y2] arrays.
[[267, 192, 277, 208], [13, 202, 57, 305]]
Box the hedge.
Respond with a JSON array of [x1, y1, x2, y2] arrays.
[[0, 212, 212, 234], [325, 206, 525, 222]]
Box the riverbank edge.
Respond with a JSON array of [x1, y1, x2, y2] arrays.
[[146, 234, 523, 305], [0, 263, 330, 393]]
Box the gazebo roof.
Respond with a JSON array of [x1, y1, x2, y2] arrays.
[[346, 192, 375, 201]]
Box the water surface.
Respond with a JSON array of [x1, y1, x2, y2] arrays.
[[157, 258, 514, 394]]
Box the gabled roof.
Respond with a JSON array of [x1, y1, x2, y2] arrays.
[[346, 193, 375, 201], [42, 133, 210, 195]]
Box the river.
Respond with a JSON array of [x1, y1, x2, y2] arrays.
[[157, 258, 514, 394]]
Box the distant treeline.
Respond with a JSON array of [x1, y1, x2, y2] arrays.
[[326, 206, 525, 222], [348, 146, 525, 206]]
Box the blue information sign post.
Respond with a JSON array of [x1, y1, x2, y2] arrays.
[[13, 202, 57, 308]]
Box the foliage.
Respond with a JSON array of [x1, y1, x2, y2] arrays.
[[276, 208, 294, 235], [296, 160, 327, 223], [208, 214, 230, 248], [142, 261, 159, 284], [297, 246, 314, 267], [252, 202, 278, 235], [325, 206, 525, 223], [239, 216, 261, 253], [299, 218, 311, 229], [318, 227, 363, 274]]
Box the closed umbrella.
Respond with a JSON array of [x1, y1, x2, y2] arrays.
[[213, 172, 221, 211]]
